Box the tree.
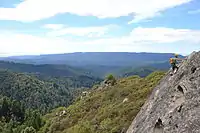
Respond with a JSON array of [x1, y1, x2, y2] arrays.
[[24, 110, 44, 131], [11, 100, 25, 122], [1, 97, 11, 122]]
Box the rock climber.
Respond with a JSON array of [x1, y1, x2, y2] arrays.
[[169, 53, 183, 75]]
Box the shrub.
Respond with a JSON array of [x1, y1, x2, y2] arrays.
[[22, 126, 36, 133], [105, 74, 116, 85], [106, 74, 115, 81]]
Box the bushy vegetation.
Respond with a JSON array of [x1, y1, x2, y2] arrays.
[[106, 74, 115, 81], [36, 75, 102, 89], [0, 96, 44, 133], [40, 71, 166, 133], [105, 74, 117, 86], [121, 67, 157, 78], [120, 65, 169, 78]]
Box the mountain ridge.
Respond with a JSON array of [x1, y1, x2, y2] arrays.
[[0, 60, 91, 77]]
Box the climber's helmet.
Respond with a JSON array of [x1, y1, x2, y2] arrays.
[[174, 53, 179, 58]]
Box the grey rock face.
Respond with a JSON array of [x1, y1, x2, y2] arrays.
[[126, 51, 200, 133]]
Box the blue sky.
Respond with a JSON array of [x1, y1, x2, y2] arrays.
[[0, 0, 200, 56]]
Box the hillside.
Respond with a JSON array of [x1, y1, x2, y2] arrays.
[[126, 51, 200, 133], [119, 61, 170, 77], [0, 61, 91, 77], [0, 61, 102, 88], [0, 69, 75, 114], [39, 71, 166, 133], [121, 67, 158, 78]]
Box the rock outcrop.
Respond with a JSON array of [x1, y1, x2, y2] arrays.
[[126, 51, 200, 133]]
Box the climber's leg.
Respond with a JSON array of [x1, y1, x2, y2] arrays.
[[170, 63, 177, 76], [173, 64, 179, 74]]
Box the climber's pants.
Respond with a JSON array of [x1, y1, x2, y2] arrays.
[[171, 63, 178, 71]]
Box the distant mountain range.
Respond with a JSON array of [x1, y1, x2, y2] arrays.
[[0, 52, 183, 66], [0, 52, 184, 77]]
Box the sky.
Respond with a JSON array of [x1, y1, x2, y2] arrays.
[[0, 0, 200, 56]]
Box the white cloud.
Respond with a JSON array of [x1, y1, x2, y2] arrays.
[[43, 24, 64, 30], [188, 9, 200, 14], [0, 33, 67, 56], [46, 24, 118, 37], [0, 27, 200, 56], [130, 27, 200, 43], [0, 0, 192, 23]]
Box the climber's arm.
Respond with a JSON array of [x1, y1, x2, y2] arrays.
[[176, 58, 186, 63], [176, 58, 185, 61]]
